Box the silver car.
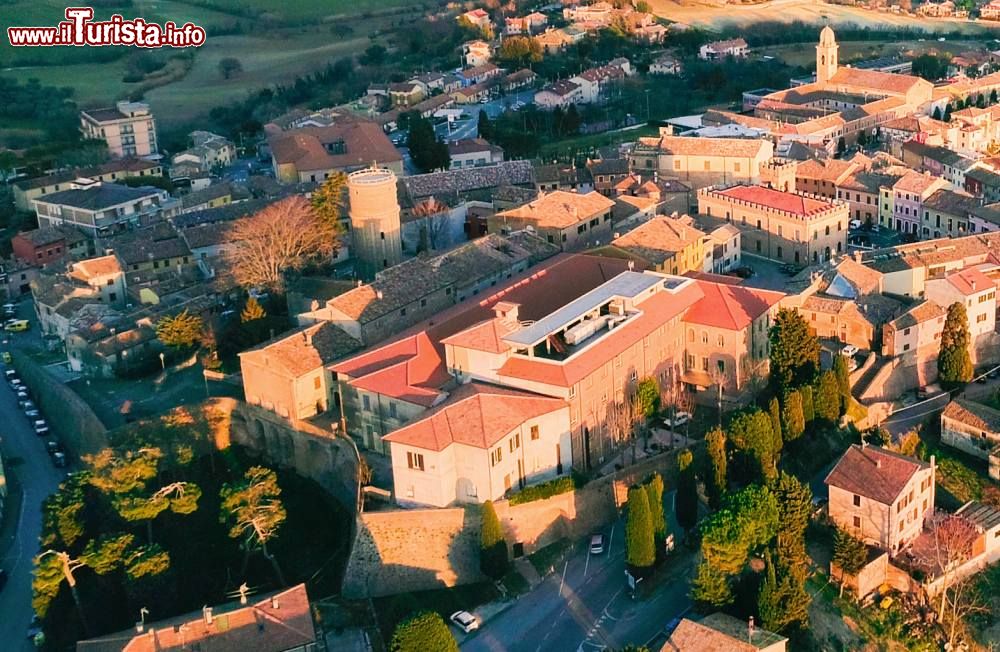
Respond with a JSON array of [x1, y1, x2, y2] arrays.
[[450, 611, 479, 633]]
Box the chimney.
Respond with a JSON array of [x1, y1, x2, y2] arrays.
[[271, 595, 280, 610], [376, 290, 383, 300], [853, 250, 863, 263], [628, 260, 635, 271], [203, 606, 213, 625]]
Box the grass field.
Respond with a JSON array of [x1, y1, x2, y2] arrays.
[[649, 0, 1000, 33], [758, 38, 987, 68]]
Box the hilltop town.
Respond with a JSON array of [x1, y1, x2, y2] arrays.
[[4, 1, 1000, 651]]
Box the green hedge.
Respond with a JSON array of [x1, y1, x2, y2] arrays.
[[508, 476, 576, 506]]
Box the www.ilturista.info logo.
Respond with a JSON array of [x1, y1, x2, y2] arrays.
[[7, 7, 206, 48]]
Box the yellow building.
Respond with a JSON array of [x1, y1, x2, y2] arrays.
[[591, 216, 706, 275]]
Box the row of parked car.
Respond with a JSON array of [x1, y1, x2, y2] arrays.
[[4, 367, 65, 468]]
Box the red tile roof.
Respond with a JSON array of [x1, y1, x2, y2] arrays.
[[715, 185, 836, 217], [681, 281, 784, 330], [440, 318, 515, 353], [383, 383, 566, 451], [825, 444, 929, 505], [945, 267, 993, 296], [331, 332, 450, 407]]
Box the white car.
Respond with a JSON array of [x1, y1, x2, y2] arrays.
[[590, 534, 605, 555], [450, 610, 479, 633], [849, 219, 862, 230], [840, 344, 859, 358], [664, 411, 691, 428]]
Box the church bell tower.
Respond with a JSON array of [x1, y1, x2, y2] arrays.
[[816, 25, 838, 85]]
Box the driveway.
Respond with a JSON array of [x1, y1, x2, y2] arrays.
[[0, 371, 65, 650], [462, 494, 693, 652]]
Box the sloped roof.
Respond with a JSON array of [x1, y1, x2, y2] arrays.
[[942, 398, 1000, 434], [497, 191, 615, 229], [610, 217, 704, 265], [666, 612, 785, 652], [240, 321, 361, 377], [268, 121, 401, 171], [713, 185, 836, 217], [825, 444, 929, 505], [382, 383, 566, 451], [682, 281, 783, 330]]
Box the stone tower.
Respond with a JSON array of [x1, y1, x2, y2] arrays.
[[816, 25, 839, 85], [760, 158, 798, 193], [348, 166, 403, 281]]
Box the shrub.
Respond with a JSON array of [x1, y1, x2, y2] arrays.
[[508, 476, 575, 505], [390, 611, 457, 652]]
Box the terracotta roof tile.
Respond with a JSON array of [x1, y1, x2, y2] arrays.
[[713, 185, 837, 218], [611, 217, 704, 265], [383, 383, 566, 451], [634, 135, 769, 159], [497, 190, 615, 229], [943, 398, 1000, 434], [682, 281, 783, 330], [825, 444, 929, 505]]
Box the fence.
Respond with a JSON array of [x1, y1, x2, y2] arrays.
[[12, 355, 108, 457]]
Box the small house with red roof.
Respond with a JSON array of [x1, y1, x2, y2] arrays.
[[697, 183, 849, 265], [925, 267, 997, 338], [825, 444, 936, 554], [384, 382, 570, 507]]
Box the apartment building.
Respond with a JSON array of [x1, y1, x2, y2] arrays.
[[921, 188, 978, 240], [697, 184, 849, 265], [384, 383, 571, 507], [630, 135, 774, 190], [171, 130, 236, 173], [11, 226, 89, 266], [32, 178, 175, 237], [837, 170, 906, 226], [925, 267, 997, 338], [886, 171, 949, 236], [795, 158, 861, 199], [12, 158, 162, 211], [826, 444, 936, 554], [80, 101, 158, 159], [268, 120, 403, 183], [881, 301, 946, 357], [489, 191, 616, 251]]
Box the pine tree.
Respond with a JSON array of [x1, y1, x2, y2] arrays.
[[644, 473, 666, 542], [625, 486, 655, 568], [932, 106, 943, 121], [768, 397, 782, 443], [943, 104, 953, 122], [769, 308, 820, 392], [759, 553, 810, 632], [938, 301, 973, 389], [814, 371, 841, 424], [480, 500, 508, 580], [757, 552, 782, 632], [992, 89, 998, 105], [691, 560, 733, 607], [728, 409, 778, 483], [310, 171, 348, 229], [241, 296, 266, 323], [675, 450, 698, 535], [705, 428, 727, 509], [832, 354, 852, 416], [780, 390, 805, 442], [832, 527, 868, 598], [800, 385, 815, 423]]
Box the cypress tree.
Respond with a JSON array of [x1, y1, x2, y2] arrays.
[[832, 354, 852, 416], [625, 487, 655, 568], [814, 371, 841, 424], [938, 301, 974, 389], [800, 385, 815, 423], [705, 428, 727, 509], [675, 450, 698, 535], [645, 473, 666, 542], [479, 500, 509, 580], [691, 560, 733, 607], [769, 308, 820, 392], [768, 397, 782, 444], [780, 390, 805, 442]]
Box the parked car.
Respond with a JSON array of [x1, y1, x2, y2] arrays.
[[3, 303, 16, 318], [34, 420, 49, 437], [25, 404, 40, 419], [590, 533, 605, 555], [732, 266, 754, 278], [4, 319, 29, 332], [26, 615, 42, 641], [52, 451, 67, 468], [849, 219, 863, 230], [46, 440, 62, 456], [4, 369, 16, 382], [664, 411, 691, 428], [450, 610, 480, 633], [840, 344, 859, 357]]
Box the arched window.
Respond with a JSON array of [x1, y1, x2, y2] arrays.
[[717, 335, 724, 347], [702, 331, 708, 344], [825, 225, 830, 236], [688, 329, 695, 342]]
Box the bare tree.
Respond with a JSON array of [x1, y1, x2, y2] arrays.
[[606, 399, 634, 466], [708, 364, 727, 426], [224, 196, 341, 292], [740, 355, 768, 401], [628, 391, 645, 464], [674, 388, 696, 445], [914, 512, 983, 647]]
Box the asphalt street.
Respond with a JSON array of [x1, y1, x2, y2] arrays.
[[0, 370, 65, 650], [880, 393, 951, 440], [462, 494, 693, 652]]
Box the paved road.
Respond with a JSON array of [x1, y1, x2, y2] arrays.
[[0, 372, 65, 650], [463, 495, 693, 652], [880, 392, 951, 440]]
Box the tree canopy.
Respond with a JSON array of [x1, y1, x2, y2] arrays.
[[390, 611, 458, 652], [704, 428, 727, 509], [769, 308, 820, 391], [780, 391, 805, 442], [728, 410, 779, 482], [814, 370, 841, 424], [156, 309, 204, 349], [480, 500, 508, 580], [625, 486, 655, 568], [675, 450, 698, 534], [939, 301, 973, 388]]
